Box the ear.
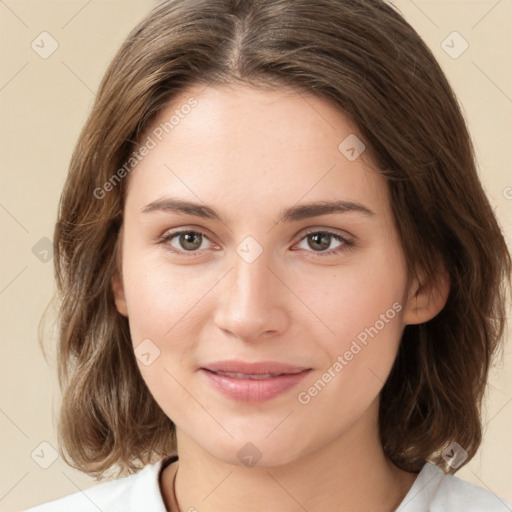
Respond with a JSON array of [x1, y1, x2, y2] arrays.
[[112, 272, 128, 317], [402, 267, 450, 325]]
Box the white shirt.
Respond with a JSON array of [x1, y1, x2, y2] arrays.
[[25, 455, 512, 511]]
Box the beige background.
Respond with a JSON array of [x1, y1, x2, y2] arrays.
[[1, 1, 511, 510]]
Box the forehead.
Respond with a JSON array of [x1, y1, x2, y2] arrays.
[[125, 83, 391, 222], [145, 82, 366, 157]]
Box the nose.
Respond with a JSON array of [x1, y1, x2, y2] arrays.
[[213, 245, 289, 342]]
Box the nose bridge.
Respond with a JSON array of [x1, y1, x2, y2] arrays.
[[214, 237, 285, 339], [228, 239, 273, 311]]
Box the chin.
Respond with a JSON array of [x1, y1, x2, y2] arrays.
[[199, 433, 309, 469]]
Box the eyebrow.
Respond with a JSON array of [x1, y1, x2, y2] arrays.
[[141, 197, 375, 223]]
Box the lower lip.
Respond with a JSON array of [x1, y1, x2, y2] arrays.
[[200, 369, 311, 402]]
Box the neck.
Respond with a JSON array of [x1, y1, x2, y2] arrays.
[[160, 401, 417, 512]]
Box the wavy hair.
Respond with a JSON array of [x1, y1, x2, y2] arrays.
[[44, 0, 511, 478]]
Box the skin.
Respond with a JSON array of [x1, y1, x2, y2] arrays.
[[112, 83, 449, 512]]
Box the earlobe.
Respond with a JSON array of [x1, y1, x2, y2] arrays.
[[402, 268, 450, 325], [112, 273, 128, 317]]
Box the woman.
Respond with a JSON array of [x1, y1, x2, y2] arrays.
[[27, 0, 511, 510]]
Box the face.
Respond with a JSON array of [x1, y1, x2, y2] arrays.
[[112, 83, 444, 467]]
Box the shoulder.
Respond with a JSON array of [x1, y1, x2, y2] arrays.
[[432, 468, 512, 512], [398, 462, 512, 512], [24, 456, 176, 512]]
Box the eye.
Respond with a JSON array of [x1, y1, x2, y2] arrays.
[[158, 228, 355, 258], [160, 229, 213, 254], [295, 229, 355, 257]]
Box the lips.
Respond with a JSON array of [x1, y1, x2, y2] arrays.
[[200, 360, 312, 402], [202, 360, 309, 376], [210, 371, 286, 379]]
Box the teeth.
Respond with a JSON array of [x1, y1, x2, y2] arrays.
[[214, 370, 282, 379]]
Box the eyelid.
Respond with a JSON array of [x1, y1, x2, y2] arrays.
[[300, 226, 354, 242]]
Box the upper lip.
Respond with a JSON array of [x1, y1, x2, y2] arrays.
[[202, 360, 310, 375]]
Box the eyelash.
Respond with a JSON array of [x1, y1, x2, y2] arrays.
[[157, 228, 355, 258]]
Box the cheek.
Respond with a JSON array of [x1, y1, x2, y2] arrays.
[[295, 243, 407, 398], [121, 254, 208, 419], [296, 279, 404, 429], [298, 247, 407, 351], [122, 252, 211, 342]]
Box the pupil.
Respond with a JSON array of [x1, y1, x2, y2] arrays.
[[310, 233, 330, 251], [181, 232, 201, 250]]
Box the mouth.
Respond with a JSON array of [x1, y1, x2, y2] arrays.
[[204, 369, 303, 379], [199, 361, 312, 402]]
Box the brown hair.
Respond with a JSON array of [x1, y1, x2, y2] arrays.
[[47, 0, 511, 478]]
